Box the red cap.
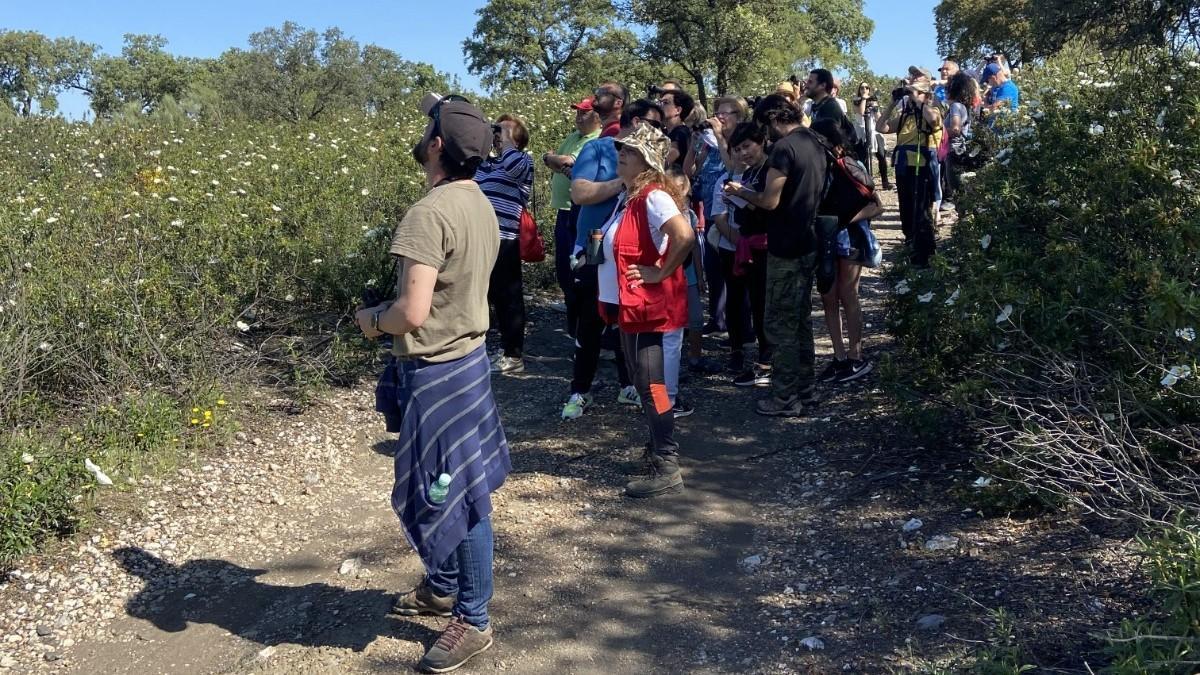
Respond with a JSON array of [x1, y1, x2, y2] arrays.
[[571, 97, 594, 112]]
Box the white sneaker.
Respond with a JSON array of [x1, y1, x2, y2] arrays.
[[490, 355, 525, 374], [617, 385, 641, 406]]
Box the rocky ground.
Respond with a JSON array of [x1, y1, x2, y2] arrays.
[[0, 194, 1145, 674]]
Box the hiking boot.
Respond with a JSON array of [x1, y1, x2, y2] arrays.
[[818, 358, 849, 383], [561, 392, 593, 420], [617, 385, 641, 407], [837, 358, 874, 383], [733, 365, 771, 387], [625, 454, 684, 498], [417, 617, 494, 673], [490, 355, 524, 375], [622, 442, 653, 475], [391, 578, 454, 617]]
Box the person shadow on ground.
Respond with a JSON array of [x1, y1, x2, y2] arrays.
[[113, 547, 436, 651]]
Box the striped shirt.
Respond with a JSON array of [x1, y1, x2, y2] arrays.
[[474, 148, 533, 240]]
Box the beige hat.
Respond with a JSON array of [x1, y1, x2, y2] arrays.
[[614, 122, 670, 174]]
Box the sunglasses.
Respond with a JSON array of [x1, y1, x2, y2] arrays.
[[643, 118, 663, 130]]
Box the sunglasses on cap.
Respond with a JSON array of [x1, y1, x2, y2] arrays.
[[642, 118, 663, 130], [428, 94, 470, 121]]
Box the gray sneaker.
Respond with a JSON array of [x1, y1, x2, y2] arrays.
[[418, 617, 494, 673], [755, 388, 816, 417], [391, 579, 454, 617]]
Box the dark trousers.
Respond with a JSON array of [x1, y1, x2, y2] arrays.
[[488, 238, 525, 358], [553, 208, 579, 338], [620, 330, 678, 458], [702, 240, 726, 329], [897, 167, 937, 265], [877, 149, 890, 188], [942, 155, 962, 204], [720, 248, 771, 363], [571, 266, 630, 394], [765, 253, 817, 400]]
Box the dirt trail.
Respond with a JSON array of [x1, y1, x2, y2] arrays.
[[0, 194, 1142, 674]]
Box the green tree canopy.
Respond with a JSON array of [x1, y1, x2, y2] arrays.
[[89, 34, 198, 116], [622, 0, 872, 106], [463, 0, 643, 91], [0, 30, 94, 116]]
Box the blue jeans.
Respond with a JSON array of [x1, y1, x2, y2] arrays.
[[425, 516, 494, 630], [664, 328, 684, 403]]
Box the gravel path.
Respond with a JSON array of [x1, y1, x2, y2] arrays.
[[0, 194, 1143, 674]]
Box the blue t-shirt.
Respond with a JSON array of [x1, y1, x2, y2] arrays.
[[986, 80, 1019, 112], [571, 137, 619, 250]]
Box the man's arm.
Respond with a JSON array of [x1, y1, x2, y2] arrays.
[[377, 259, 437, 334], [571, 177, 623, 205], [730, 168, 786, 211], [543, 152, 574, 174], [921, 102, 942, 127]]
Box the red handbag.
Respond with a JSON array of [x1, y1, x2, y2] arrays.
[[518, 208, 545, 263]]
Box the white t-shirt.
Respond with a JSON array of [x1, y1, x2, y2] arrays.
[[708, 172, 741, 252], [598, 189, 679, 304]]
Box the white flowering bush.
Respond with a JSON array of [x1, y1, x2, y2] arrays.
[[0, 90, 575, 563], [889, 43, 1200, 518]]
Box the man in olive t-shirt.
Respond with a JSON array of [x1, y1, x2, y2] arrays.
[[387, 180, 499, 362], [354, 95, 506, 675]]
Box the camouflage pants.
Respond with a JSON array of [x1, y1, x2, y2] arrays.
[[764, 253, 817, 400]]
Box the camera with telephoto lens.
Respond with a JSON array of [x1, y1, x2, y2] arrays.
[[647, 84, 670, 97]]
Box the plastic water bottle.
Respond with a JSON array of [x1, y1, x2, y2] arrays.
[[428, 473, 451, 504]]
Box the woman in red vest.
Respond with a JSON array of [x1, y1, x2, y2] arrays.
[[595, 122, 695, 498]]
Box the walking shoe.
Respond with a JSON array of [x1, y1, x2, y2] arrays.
[[672, 397, 695, 419], [625, 454, 684, 498], [561, 392, 593, 420], [818, 358, 849, 383], [617, 385, 641, 407], [733, 365, 771, 387], [939, 201, 956, 212], [391, 578, 454, 617], [490, 355, 524, 374], [837, 358, 874, 383], [417, 617, 494, 673], [755, 391, 814, 417]]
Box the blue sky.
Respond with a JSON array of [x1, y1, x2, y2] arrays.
[[5, 0, 941, 119]]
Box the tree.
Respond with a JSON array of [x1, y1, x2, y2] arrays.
[[217, 22, 365, 122], [1033, 0, 1200, 54], [360, 44, 457, 113], [934, 0, 1038, 66], [89, 34, 198, 116], [622, 0, 872, 106], [463, 0, 633, 90], [0, 31, 94, 116]]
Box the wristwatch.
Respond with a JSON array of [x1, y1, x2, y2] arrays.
[[371, 309, 383, 332]]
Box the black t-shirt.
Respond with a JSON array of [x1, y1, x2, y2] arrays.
[[811, 97, 860, 149], [734, 162, 770, 236], [820, 158, 871, 226], [668, 125, 691, 171], [765, 128, 828, 259]]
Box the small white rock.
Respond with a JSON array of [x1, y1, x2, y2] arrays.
[[800, 636, 825, 651], [338, 558, 361, 575], [902, 518, 923, 533]]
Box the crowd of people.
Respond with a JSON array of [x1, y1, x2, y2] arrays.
[[351, 57, 1021, 672]]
